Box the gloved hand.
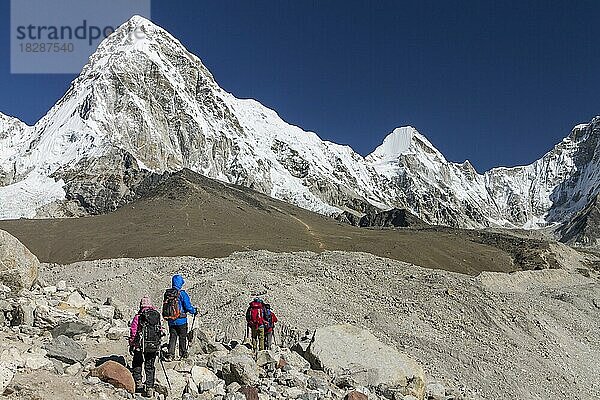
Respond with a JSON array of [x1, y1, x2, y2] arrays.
[[128, 345, 135, 355]]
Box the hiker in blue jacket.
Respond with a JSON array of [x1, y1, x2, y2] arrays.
[[163, 274, 197, 360]]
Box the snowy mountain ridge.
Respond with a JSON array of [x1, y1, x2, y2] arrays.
[[1, 16, 599, 243]]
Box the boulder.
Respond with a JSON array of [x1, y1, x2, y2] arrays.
[[227, 382, 242, 393], [90, 305, 115, 320], [42, 285, 57, 295], [156, 368, 187, 398], [284, 387, 306, 399], [64, 291, 91, 309], [226, 393, 247, 400], [256, 350, 278, 369], [186, 378, 200, 396], [345, 391, 368, 400], [33, 304, 77, 330], [23, 348, 53, 371], [106, 326, 129, 340], [0, 347, 25, 370], [15, 299, 35, 326], [0, 362, 14, 395], [90, 360, 135, 393], [189, 328, 228, 355], [192, 365, 221, 392], [238, 386, 259, 400], [304, 325, 425, 399], [0, 230, 39, 292], [51, 321, 93, 338], [218, 354, 261, 386], [426, 382, 445, 400], [281, 349, 311, 372], [44, 335, 87, 365], [65, 362, 82, 376], [0, 299, 11, 312]]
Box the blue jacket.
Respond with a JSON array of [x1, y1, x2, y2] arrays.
[[169, 275, 197, 326]]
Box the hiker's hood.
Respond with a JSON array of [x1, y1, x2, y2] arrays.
[[172, 275, 184, 290], [139, 295, 153, 309], [250, 301, 263, 308]]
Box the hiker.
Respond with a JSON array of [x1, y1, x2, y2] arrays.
[[129, 295, 163, 397], [162, 274, 197, 360], [246, 298, 266, 352], [263, 303, 278, 350]]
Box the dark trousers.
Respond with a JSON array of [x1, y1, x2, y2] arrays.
[[168, 323, 188, 358], [132, 351, 157, 389]]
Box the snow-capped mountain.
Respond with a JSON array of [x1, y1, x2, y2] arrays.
[[1, 16, 599, 244], [0, 16, 390, 219]]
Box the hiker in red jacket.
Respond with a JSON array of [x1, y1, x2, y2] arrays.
[[263, 303, 278, 350], [245, 298, 266, 352]]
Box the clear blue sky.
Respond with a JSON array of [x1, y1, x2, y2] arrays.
[[1, 1, 599, 172]]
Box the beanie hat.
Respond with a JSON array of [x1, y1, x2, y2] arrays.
[[140, 295, 153, 309]]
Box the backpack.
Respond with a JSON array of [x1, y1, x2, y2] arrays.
[[162, 288, 181, 320], [246, 302, 264, 329], [138, 308, 162, 353], [264, 308, 273, 329]]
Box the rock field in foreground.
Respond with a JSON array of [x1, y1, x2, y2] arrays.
[[38, 250, 600, 400]]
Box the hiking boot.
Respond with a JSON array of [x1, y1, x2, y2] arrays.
[[143, 387, 154, 398], [134, 381, 144, 393], [162, 353, 174, 362], [180, 352, 189, 360]]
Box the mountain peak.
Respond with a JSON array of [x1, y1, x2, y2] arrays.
[[367, 126, 446, 163], [127, 14, 153, 26], [368, 126, 418, 160]]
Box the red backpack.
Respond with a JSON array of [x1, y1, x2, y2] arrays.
[[246, 301, 265, 329]]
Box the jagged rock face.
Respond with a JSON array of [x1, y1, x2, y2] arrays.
[[358, 208, 424, 228], [2, 16, 600, 243], [0, 114, 30, 187], [557, 194, 600, 247]]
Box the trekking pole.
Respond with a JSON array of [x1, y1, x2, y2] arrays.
[[187, 312, 198, 348], [159, 356, 172, 391], [191, 313, 197, 331]]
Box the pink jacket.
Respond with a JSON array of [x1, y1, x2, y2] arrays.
[[129, 306, 159, 346]]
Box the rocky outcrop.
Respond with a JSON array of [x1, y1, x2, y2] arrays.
[[0, 230, 39, 292], [305, 324, 426, 399], [337, 208, 426, 228], [557, 194, 600, 247]]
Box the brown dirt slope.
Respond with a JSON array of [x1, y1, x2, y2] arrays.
[[0, 169, 557, 274]]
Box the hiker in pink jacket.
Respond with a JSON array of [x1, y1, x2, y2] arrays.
[[129, 296, 163, 397]]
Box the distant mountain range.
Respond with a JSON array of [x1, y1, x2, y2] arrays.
[[1, 16, 599, 246]]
